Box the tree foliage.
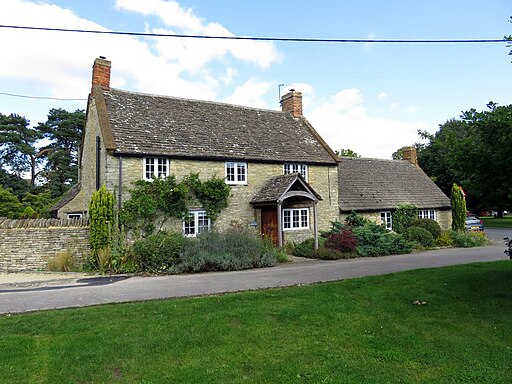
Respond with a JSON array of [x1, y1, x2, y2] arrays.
[[38, 108, 85, 197], [392, 203, 418, 234], [451, 184, 466, 233], [418, 103, 512, 213], [336, 148, 360, 158], [0, 186, 24, 219], [0, 113, 43, 185]]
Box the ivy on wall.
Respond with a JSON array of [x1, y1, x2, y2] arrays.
[[121, 173, 230, 236], [392, 203, 418, 233]]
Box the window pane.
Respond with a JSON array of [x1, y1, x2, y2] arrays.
[[157, 158, 167, 178], [283, 210, 291, 228], [293, 210, 300, 228], [145, 158, 154, 179], [226, 162, 235, 182], [300, 209, 308, 228], [237, 163, 246, 182], [284, 164, 290, 174], [197, 212, 209, 234], [183, 213, 195, 236]]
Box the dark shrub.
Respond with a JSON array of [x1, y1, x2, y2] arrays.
[[403, 226, 435, 248], [410, 218, 442, 239], [392, 204, 418, 233], [133, 232, 188, 274], [325, 228, 357, 252], [178, 230, 277, 273], [353, 222, 414, 257]]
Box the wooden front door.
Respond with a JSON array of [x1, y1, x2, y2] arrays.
[[261, 207, 278, 246]]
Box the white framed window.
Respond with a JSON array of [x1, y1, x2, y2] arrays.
[[225, 161, 247, 185], [418, 209, 436, 220], [283, 163, 308, 181], [67, 212, 83, 220], [283, 208, 309, 230], [380, 211, 392, 230], [144, 157, 170, 180], [183, 210, 210, 237]]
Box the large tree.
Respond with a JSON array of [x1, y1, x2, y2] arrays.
[[38, 108, 85, 197], [418, 103, 512, 214], [0, 113, 44, 185]]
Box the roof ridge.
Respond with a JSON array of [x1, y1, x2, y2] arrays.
[[106, 87, 286, 115]]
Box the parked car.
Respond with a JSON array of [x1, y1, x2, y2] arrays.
[[465, 215, 484, 231]]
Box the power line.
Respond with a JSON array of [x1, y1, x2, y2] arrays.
[[0, 91, 87, 101], [0, 24, 508, 44]]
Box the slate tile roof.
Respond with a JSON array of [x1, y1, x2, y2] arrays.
[[100, 88, 337, 164], [338, 157, 451, 212], [251, 173, 321, 205], [50, 183, 81, 213]]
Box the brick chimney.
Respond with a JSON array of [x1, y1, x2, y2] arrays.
[[281, 89, 303, 118], [402, 146, 418, 166], [91, 56, 111, 93]]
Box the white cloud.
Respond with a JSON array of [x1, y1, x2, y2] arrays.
[[377, 92, 388, 100], [117, 0, 281, 70], [222, 80, 272, 109], [307, 88, 431, 159]]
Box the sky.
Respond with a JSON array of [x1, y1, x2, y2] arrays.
[[1, 0, 511, 159]]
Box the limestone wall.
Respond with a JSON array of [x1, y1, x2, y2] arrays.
[[0, 219, 90, 272]]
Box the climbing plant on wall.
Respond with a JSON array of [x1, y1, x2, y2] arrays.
[[121, 173, 230, 237], [392, 203, 418, 233]]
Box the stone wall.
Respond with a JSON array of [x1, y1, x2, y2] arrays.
[[0, 219, 90, 272]]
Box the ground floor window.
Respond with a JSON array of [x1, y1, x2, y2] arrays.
[[380, 211, 392, 230], [183, 210, 210, 237], [283, 208, 309, 230], [66, 212, 83, 220], [418, 209, 436, 220]]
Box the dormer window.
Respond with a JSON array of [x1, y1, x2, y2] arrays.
[[225, 161, 247, 185], [144, 157, 170, 180], [283, 163, 308, 181]]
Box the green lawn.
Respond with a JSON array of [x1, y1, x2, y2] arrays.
[[481, 216, 512, 228], [1, 262, 511, 383]]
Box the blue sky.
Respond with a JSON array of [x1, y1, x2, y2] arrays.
[[1, 0, 510, 158]]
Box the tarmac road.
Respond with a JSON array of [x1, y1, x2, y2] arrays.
[[1, 230, 510, 315]]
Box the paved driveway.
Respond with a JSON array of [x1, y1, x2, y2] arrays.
[[1, 239, 509, 315]]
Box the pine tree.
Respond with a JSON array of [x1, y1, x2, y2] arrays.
[[89, 185, 114, 268]]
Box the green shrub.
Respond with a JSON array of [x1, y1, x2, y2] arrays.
[[392, 203, 418, 233], [450, 231, 490, 248], [410, 218, 442, 239], [451, 183, 466, 232], [353, 222, 414, 257], [292, 237, 326, 258], [178, 230, 277, 273], [403, 226, 435, 248], [436, 230, 455, 247], [88, 185, 115, 268], [311, 247, 358, 260], [133, 232, 188, 274], [344, 211, 369, 228]]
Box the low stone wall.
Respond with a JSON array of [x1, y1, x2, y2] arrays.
[[0, 218, 90, 272]]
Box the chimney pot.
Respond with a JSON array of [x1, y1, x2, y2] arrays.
[[402, 146, 418, 166]]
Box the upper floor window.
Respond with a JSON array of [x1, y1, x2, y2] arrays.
[[144, 157, 169, 181], [380, 211, 392, 230], [283, 208, 309, 230], [418, 209, 436, 220], [183, 210, 210, 237], [283, 163, 308, 181], [225, 161, 247, 185]]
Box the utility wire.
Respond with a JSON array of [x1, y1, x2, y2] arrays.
[[0, 24, 508, 44], [0, 91, 87, 101]]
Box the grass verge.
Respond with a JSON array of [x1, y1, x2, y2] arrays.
[[481, 216, 512, 228], [1, 261, 511, 383]]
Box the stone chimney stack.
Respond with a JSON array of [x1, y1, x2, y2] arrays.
[[281, 89, 303, 118], [91, 56, 111, 93], [402, 146, 418, 166]]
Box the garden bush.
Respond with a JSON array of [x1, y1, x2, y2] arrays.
[[403, 226, 435, 248], [311, 247, 358, 260], [410, 218, 442, 239], [132, 232, 188, 274], [436, 230, 455, 247], [292, 237, 326, 258], [344, 211, 369, 228], [178, 230, 277, 273], [353, 222, 414, 257], [450, 230, 490, 248], [392, 203, 418, 233], [325, 228, 358, 252]]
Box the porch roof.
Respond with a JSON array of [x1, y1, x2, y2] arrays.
[[250, 173, 322, 205]]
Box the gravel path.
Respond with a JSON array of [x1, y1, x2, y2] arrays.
[[0, 272, 97, 286]]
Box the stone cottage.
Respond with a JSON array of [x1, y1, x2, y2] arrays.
[[52, 57, 340, 247]]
